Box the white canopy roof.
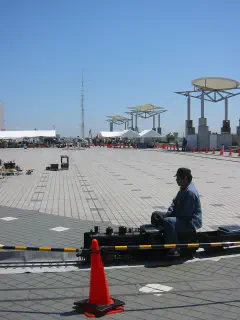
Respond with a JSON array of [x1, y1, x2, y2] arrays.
[[120, 130, 140, 138], [99, 131, 121, 138], [99, 130, 139, 139], [139, 129, 161, 138], [0, 130, 56, 140]]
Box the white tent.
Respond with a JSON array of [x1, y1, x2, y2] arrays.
[[120, 130, 140, 139], [0, 130, 56, 140], [139, 129, 161, 138], [99, 131, 122, 138], [99, 130, 139, 139]]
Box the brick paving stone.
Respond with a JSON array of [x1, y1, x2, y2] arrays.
[[0, 148, 239, 229], [0, 148, 240, 320], [0, 255, 239, 319]]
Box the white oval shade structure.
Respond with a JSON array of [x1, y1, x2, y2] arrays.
[[192, 77, 240, 90]]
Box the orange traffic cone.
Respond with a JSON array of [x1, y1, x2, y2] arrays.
[[229, 148, 232, 156], [74, 239, 124, 317]]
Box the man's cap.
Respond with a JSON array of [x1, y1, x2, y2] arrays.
[[174, 167, 192, 179]]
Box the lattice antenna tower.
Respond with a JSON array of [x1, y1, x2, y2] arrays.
[[81, 69, 84, 139]]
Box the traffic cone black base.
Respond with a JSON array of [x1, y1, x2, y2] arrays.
[[74, 298, 124, 318]]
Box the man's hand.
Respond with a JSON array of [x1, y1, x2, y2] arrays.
[[151, 211, 166, 226]]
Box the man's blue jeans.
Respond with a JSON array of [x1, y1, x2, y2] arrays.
[[163, 217, 194, 244], [151, 211, 195, 245]]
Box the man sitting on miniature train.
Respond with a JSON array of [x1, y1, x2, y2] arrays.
[[151, 168, 202, 257]]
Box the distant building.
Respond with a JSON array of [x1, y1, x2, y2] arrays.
[[237, 119, 240, 136], [0, 102, 4, 130]]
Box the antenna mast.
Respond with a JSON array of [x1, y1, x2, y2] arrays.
[[81, 69, 84, 139]]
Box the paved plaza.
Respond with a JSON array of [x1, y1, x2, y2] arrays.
[[0, 254, 240, 320], [0, 147, 240, 320], [0, 147, 240, 230]]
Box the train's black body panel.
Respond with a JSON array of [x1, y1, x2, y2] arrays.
[[81, 224, 240, 263]]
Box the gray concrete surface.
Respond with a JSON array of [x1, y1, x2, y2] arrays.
[[0, 147, 240, 319], [0, 147, 240, 230], [0, 255, 239, 319]]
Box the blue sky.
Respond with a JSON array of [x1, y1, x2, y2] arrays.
[[1, 0, 240, 137]]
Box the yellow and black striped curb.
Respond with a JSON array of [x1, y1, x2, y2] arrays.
[[101, 241, 240, 250], [0, 241, 240, 252], [0, 245, 79, 252]]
